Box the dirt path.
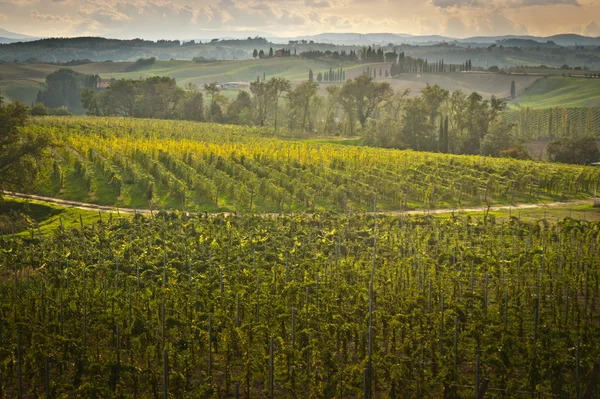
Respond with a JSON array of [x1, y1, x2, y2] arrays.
[[2, 192, 595, 217]]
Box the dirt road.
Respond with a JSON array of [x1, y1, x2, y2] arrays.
[[2, 192, 595, 217]]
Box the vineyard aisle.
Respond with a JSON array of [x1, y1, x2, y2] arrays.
[[3, 191, 596, 216]]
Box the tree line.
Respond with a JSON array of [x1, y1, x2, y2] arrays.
[[76, 74, 538, 158]]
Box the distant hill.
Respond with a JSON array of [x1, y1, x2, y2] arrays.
[[496, 39, 562, 48], [277, 32, 600, 47], [0, 28, 37, 41]]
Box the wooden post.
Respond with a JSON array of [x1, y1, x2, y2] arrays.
[[583, 363, 600, 399], [163, 350, 168, 399], [45, 357, 50, 399], [269, 337, 274, 399], [17, 334, 23, 399], [476, 378, 490, 399], [208, 314, 213, 376]]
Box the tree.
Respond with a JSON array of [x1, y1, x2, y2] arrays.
[[203, 82, 221, 106], [253, 49, 258, 58], [37, 69, 97, 114], [309, 69, 314, 82], [259, 50, 265, 59], [339, 75, 393, 128], [80, 88, 99, 116], [547, 136, 600, 165], [287, 81, 319, 132], [266, 77, 291, 132], [480, 122, 519, 157], [209, 102, 223, 123], [0, 92, 54, 193], [227, 91, 253, 124], [250, 80, 271, 126], [401, 97, 432, 151], [182, 91, 204, 122], [31, 103, 48, 116], [510, 80, 516, 99], [269, 47, 274, 57]]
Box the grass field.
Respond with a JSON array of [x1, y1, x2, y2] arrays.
[[511, 76, 600, 109], [0, 58, 368, 103], [1, 59, 546, 105], [388, 71, 541, 99]]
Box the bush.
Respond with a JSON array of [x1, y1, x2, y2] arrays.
[[546, 136, 600, 165], [500, 146, 530, 160], [31, 102, 48, 116]]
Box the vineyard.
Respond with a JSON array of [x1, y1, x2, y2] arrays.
[[27, 117, 600, 213], [1, 211, 599, 397], [503, 107, 600, 140]]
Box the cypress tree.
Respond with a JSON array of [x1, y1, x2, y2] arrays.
[[444, 116, 449, 153], [439, 118, 444, 152]]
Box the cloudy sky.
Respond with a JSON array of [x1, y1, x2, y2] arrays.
[[0, 0, 599, 39]]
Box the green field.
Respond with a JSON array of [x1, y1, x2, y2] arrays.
[[511, 76, 600, 109], [20, 116, 600, 214], [1, 59, 547, 106], [1, 201, 599, 397], [0, 58, 372, 104]]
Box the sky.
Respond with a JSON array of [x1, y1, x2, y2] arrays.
[[0, 0, 599, 40]]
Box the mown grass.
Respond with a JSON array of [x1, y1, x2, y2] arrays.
[[511, 76, 600, 109], [0, 198, 102, 235]]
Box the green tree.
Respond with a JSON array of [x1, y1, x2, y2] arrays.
[[266, 77, 291, 132], [31, 103, 48, 116], [339, 75, 393, 128], [287, 81, 319, 132], [510, 80, 516, 99], [547, 136, 600, 165], [400, 97, 432, 150], [203, 82, 221, 106], [253, 49, 258, 58], [0, 93, 54, 193], [182, 91, 204, 122], [227, 91, 253, 124], [250, 80, 271, 126]]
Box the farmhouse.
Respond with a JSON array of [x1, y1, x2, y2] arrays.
[[219, 82, 250, 89]]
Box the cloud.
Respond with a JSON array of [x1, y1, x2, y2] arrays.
[[444, 16, 468, 36], [31, 10, 71, 22], [305, 0, 331, 8], [582, 20, 600, 36], [0, 13, 7, 20], [431, 0, 578, 8], [431, 0, 482, 9], [507, 0, 579, 7]]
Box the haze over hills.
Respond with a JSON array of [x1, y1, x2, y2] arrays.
[[0, 28, 38, 44], [2, 25, 599, 47], [270, 32, 600, 47]]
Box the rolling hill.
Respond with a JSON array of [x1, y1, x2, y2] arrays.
[[511, 76, 600, 109]]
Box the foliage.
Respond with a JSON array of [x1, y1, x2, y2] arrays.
[[36, 68, 99, 114], [19, 116, 600, 213], [0, 92, 54, 193], [0, 211, 599, 397], [546, 136, 600, 165]]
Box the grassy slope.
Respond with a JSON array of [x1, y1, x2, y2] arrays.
[[2, 59, 546, 105], [511, 76, 600, 109], [0, 58, 366, 103], [0, 198, 101, 235], [388, 72, 542, 99]]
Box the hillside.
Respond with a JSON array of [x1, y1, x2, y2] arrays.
[[387, 71, 541, 99], [511, 76, 600, 109], [1, 59, 546, 105], [23, 116, 599, 213]]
